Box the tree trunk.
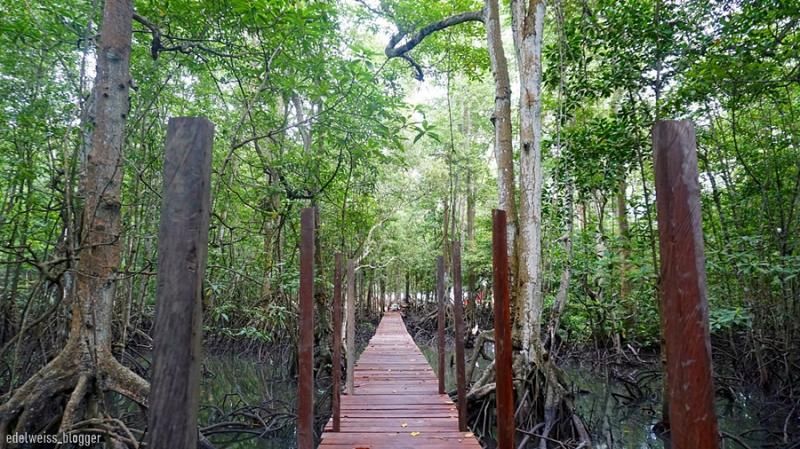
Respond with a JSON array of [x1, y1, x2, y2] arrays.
[[442, 199, 451, 269], [548, 180, 574, 349], [0, 0, 150, 441], [466, 172, 477, 325], [509, 1, 592, 446], [485, 0, 519, 338], [617, 178, 633, 330], [511, 0, 546, 362]]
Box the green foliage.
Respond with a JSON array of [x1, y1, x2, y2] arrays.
[[2, 0, 798, 362], [709, 306, 752, 333]]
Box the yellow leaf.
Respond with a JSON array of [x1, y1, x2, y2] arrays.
[[410, 432, 420, 437]]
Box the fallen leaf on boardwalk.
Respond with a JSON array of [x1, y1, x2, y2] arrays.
[[464, 432, 473, 437], [410, 432, 420, 437], [400, 423, 408, 428]]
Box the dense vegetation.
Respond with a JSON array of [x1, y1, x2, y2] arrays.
[[0, 0, 798, 447]]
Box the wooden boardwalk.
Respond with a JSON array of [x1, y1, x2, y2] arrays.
[[319, 312, 482, 449]]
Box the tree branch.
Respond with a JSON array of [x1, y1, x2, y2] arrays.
[[384, 9, 485, 77], [133, 11, 235, 59], [132, 12, 161, 59]]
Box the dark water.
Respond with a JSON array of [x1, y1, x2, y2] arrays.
[[419, 344, 491, 392], [200, 354, 298, 448], [201, 347, 774, 449], [565, 362, 770, 449], [417, 341, 772, 449]]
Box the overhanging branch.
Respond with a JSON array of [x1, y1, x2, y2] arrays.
[[383, 9, 485, 79]]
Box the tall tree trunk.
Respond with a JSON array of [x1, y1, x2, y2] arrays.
[[442, 199, 451, 270], [75, 0, 133, 361], [617, 178, 633, 331], [548, 180, 574, 350], [0, 0, 150, 440], [466, 171, 477, 324], [511, 0, 546, 362], [510, 1, 591, 446], [485, 0, 520, 338]]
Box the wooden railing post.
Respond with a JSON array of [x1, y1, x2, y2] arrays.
[[346, 259, 356, 394], [653, 120, 719, 449], [493, 210, 514, 449], [147, 117, 213, 449], [297, 208, 316, 449], [331, 253, 344, 432], [436, 256, 446, 395], [452, 241, 467, 432]]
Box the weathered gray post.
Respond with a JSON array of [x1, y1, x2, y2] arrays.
[[653, 120, 719, 449], [147, 117, 213, 449]]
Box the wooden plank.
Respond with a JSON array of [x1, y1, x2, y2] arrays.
[[319, 312, 481, 449], [147, 117, 214, 449], [653, 120, 719, 449]]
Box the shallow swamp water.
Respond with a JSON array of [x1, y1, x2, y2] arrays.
[[197, 341, 782, 449]]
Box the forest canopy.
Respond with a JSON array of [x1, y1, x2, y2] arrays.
[[0, 0, 798, 447]]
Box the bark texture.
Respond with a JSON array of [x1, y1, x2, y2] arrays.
[[512, 0, 546, 363], [485, 0, 520, 341]]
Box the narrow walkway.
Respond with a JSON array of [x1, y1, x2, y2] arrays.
[[319, 312, 482, 449]]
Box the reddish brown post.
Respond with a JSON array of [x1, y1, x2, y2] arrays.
[[452, 242, 467, 432], [297, 208, 315, 449], [653, 120, 719, 449], [492, 210, 514, 449], [147, 118, 213, 449], [436, 256, 446, 395], [331, 253, 344, 432], [346, 259, 356, 394]]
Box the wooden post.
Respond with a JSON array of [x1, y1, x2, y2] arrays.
[[332, 253, 344, 431], [297, 208, 315, 449], [147, 117, 213, 449], [346, 259, 356, 394], [380, 277, 386, 313], [653, 120, 719, 449], [452, 242, 467, 432], [436, 256, 446, 395], [366, 271, 373, 317], [493, 210, 514, 449]]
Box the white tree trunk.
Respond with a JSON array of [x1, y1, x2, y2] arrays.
[[512, 0, 546, 362]]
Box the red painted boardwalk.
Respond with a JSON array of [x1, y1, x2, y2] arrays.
[[320, 312, 482, 449]]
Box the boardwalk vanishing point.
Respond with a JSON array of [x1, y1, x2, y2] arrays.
[[319, 312, 482, 449]]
